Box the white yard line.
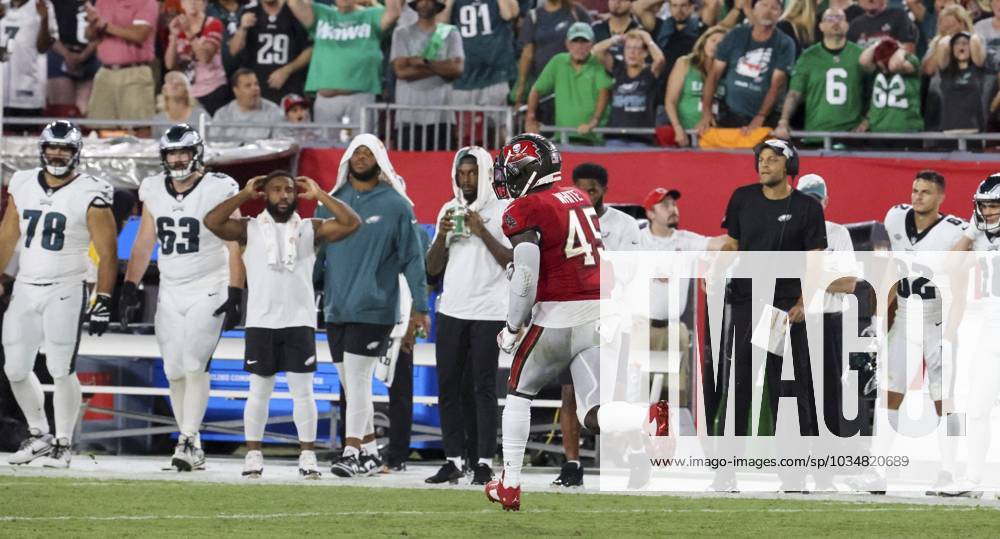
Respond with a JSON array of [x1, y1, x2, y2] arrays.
[[2, 454, 1000, 509], [1, 505, 997, 523]]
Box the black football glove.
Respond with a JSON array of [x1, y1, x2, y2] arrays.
[[212, 286, 244, 331], [118, 281, 141, 331], [88, 293, 112, 336]]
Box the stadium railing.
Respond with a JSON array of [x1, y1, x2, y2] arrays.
[[8, 113, 1000, 152], [359, 103, 514, 151]]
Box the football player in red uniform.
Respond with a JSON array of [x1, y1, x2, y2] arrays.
[[484, 134, 668, 511]]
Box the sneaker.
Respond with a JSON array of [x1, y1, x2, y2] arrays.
[[242, 450, 263, 478], [360, 452, 382, 477], [844, 472, 886, 495], [646, 400, 670, 437], [330, 452, 363, 478], [425, 461, 463, 484], [707, 470, 739, 493], [925, 471, 954, 496], [299, 450, 321, 479], [485, 472, 521, 512], [192, 446, 206, 470], [938, 480, 984, 498], [551, 461, 584, 487], [171, 435, 196, 472], [8, 428, 54, 465], [41, 438, 71, 469], [471, 463, 494, 485], [626, 448, 652, 490]]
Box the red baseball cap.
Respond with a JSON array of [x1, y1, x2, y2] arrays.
[[642, 187, 681, 212], [281, 93, 310, 114], [873, 38, 900, 66]]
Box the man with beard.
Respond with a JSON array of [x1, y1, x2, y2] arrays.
[[695, 0, 796, 133], [713, 139, 826, 491], [118, 124, 246, 472], [204, 170, 360, 479], [424, 147, 511, 485], [0, 121, 117, 469], [773, 8, 867, 140], [640, 187, 726, 410], [314, 134, 431, 478]]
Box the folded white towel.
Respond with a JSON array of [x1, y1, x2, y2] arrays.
[[257, 211, 302, 271]]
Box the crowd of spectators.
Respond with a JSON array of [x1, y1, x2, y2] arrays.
[[5, 0, 1000, 148]]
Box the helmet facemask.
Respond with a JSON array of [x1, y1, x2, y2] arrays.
[[38, 120, 83, 178], [40, 143, 80, 178], [493, 134, 561, 200], [162, 148, 202, 180], [159, 125, 205, 181], [975, 198, 1000, 232]]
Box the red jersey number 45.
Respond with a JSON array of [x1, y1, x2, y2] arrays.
[[565, 207, 603, 266]]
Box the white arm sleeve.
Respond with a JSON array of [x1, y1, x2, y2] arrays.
[[506, 242, 540, 330]]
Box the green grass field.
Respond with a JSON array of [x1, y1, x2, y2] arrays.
[[1, 476, 998, 537]]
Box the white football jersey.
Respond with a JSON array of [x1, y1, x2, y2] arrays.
[[963, 220, 1000, 301], [138, 172, 239, 288], [8, 168, 113, 284], [884, 203, 967, 314], [0, 0, 57, 110], [598, 206, 641, 251]]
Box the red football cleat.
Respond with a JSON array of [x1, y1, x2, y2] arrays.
[[646, 400, 670, 437], [485, 472, 521, 512]]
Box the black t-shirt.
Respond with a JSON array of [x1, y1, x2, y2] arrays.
[[608, 58, 657, 143], [776, 20, 803, 59], [939, 65, 988, 131], [53, 0, 88, 49], [723, 184, 828, 303], [592, 17, 641, 63], [239, 3, 312, 103], [846, 8, 918, 49]]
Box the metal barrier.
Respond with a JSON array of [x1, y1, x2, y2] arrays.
[[360, 103, 514, 151], [0, 115, 363, 146], [8, 112, 1000, 152]]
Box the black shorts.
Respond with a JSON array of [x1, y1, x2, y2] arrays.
[[326, 322, 393, 363], [244, 326, 317, 376]]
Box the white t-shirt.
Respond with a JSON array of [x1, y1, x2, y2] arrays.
[[639, 227, 709, 321], [243, 217, 317, 329], [0, 0, 57, 109], [434, 197, 511, 321], [819, 221, 859, 314], [8, 168, 113, 284], [138, 172, 239, 288], [598, 206, 640, 251]]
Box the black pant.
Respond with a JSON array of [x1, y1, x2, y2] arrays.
[[717, 104, 780, 130], [822, 312, 847, 437], [387, 349, 413, 467], [729, 300, 819, 437], [434, 314, 503, 462]]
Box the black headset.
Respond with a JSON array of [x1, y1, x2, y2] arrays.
[[754, 139, 799, 178]]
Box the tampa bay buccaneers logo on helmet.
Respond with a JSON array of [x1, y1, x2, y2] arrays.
[[492, 133, 561, 200], [505, 141, 541, 166]]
